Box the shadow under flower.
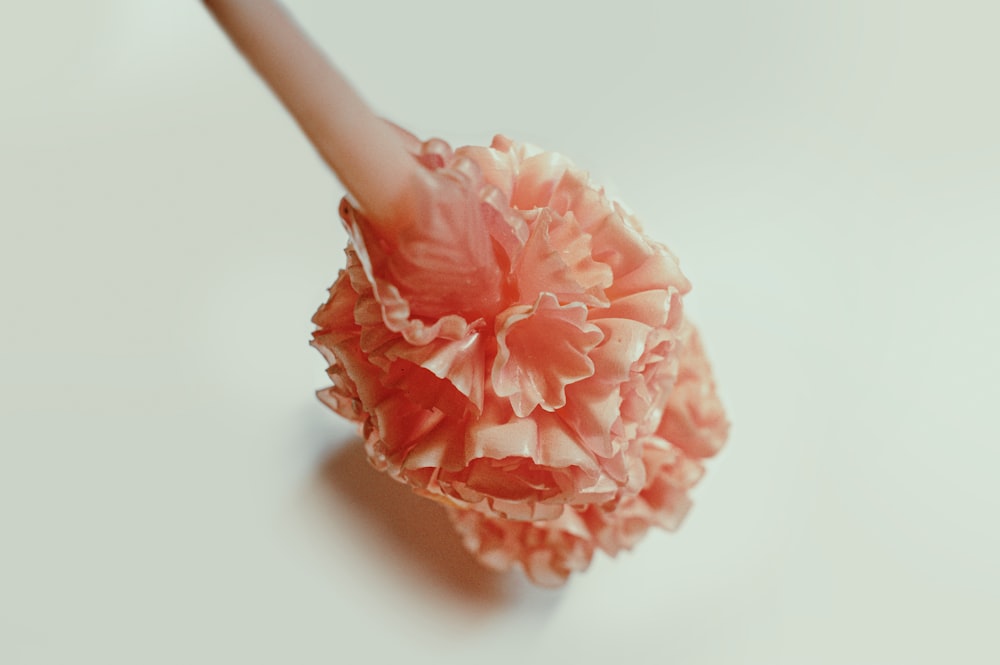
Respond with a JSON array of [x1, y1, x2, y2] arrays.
[[315, 438, 512, 604]]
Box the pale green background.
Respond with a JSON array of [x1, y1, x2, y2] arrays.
[[2, 1, 998, 663]]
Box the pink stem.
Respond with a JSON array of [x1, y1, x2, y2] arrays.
[[204, 0, 414, 224]]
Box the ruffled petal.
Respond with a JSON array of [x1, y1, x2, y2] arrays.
[[446, 505, 595, 587], [343, 210, 476, 346], [584, 436, 704, 556], [547, 168, 611, 229], [345, 140, 505, 322], [453, 144, 516, 199], [605, 247, 691, 300], [380, 332, 486, 417], [444, 398, 607, 516], [514, 208, 612, 307], [447, 436, 704, 583], [586, 208, 661, 279], [510, 150, 572, 210], [492, 293, 604, 417], [657, 323, 730, 458], [310, 269, 370, 423]]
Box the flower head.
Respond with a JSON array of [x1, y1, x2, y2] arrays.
[[311, 135, 727, 583]]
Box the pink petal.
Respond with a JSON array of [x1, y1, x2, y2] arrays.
[[657, 323, 730, 458], [513, 208, 612, 307], [380, 332, 486, 417], [492, 293, 604, 417], [446, 505, 595, 587]]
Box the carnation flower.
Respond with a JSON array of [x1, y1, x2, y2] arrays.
[[311, 134, 728, 582], [444, 321, 726, 586]]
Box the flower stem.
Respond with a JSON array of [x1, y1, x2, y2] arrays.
[[203, 0, 414, 225]]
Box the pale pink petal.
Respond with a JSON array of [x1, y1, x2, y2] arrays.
[[605, 248, 691, 300], [343, 209, 478, 346], [492, 293, 603, 417], [547, 167, 612, 229], [446, 505, 595, 587], [513, 208, 612, 307], [453, 144, 516, 199], [446, 436, 703, 582], [479, 186, 530, 263], [586, 208, 661, 279], [439, 398, 607, 516], [618, 326, 682, 439], [585, 436, 705, 556], [556, 377, 623, 459], [657, 323, 730, 458], [380, 332, 486, 417], [510, 151, 572, 210]]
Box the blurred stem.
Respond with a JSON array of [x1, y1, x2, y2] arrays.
[[203, 0, 414, 224]]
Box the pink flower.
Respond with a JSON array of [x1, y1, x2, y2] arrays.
[[311, 135, 727, 582]]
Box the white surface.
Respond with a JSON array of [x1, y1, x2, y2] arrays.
[[2, 1, 999, 663]]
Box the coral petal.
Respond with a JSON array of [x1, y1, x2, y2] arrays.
[[492, 294, 603, 417]]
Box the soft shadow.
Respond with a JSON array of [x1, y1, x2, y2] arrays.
[[315, 439, 511, 604]]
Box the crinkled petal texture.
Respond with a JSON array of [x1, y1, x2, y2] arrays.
[[312, 135, 728, 585], [443, 323, 725, 586]]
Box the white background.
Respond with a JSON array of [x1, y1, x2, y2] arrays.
[[2, 1, 998, 663]]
